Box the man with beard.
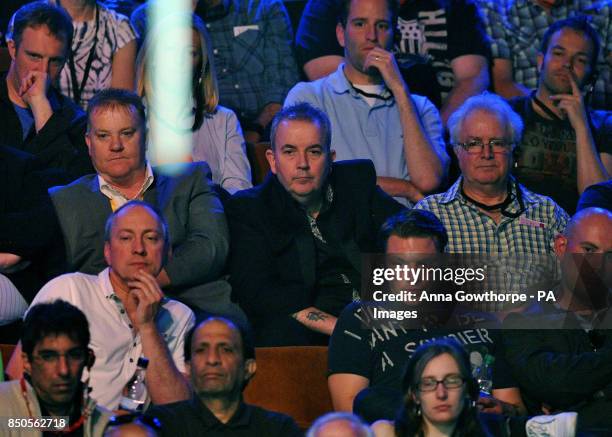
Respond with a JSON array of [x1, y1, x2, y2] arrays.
[[146, 317, 302, 436], [508, 17, 612, 213], [0, 300, 110, 436]]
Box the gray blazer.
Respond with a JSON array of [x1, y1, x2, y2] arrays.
[[49, 162, 232, 312]]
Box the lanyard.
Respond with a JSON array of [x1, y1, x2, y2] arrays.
[[531, 91, 564, 122], [20, 377, 91, 434], [460, 179, 526, 219], [63, 2, 100, 106]]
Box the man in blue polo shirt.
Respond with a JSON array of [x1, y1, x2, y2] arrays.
[[284, 0, 448, 206]]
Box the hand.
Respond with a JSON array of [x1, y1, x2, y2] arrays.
[[549, 70, 588, 131], [126, 270, 163, 330], [363, 47, 408, 96], [477, 395, 516, 416], [18, 71, 51, 108], [0, 253, 22, 270]]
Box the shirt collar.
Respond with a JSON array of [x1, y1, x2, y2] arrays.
[[191, 397, 252, 428], [98, 162, 155, 206], [330, 64, 394, 105], [442, 176, 540, 209]]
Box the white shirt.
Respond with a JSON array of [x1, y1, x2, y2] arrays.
[[29, 268, 195, 409]]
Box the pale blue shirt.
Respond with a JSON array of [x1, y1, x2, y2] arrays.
[[284, 64, 447, 206]]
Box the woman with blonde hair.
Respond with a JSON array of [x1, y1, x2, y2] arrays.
[[136, 13, 252, 194]]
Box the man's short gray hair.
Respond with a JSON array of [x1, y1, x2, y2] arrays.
[[103, 200, 169, 252], [306, 412, 374, 437], [447, 93, 524, 146]]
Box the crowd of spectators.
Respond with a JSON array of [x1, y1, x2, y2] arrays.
[[0, 0, 611, 436]]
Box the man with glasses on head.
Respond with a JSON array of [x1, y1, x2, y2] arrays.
[[415, 93, 569, 310], [0, 300, 110, 436]]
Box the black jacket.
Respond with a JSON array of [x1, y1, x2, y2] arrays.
[[226, 160, 404, 341], [0, 73, 93, 182]]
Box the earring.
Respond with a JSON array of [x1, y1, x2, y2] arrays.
[[416, 404, 421, 416]]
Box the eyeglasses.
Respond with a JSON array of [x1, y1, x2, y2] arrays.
[[454, 139, 514, 155], [418, 374, 465, 391], [33, 348, 87, 365]]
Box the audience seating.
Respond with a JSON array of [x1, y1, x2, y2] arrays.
[[246, 141, 271, 185], [243, 346, 334, 429]]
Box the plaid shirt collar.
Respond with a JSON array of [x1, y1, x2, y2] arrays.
[[442, 176, 541, 208]]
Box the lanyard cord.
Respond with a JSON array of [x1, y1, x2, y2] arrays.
[[20, 376, 93, 434], [460, 179, 526, 219], [531, 90, 564, 122], [61, 1, 100, 106]]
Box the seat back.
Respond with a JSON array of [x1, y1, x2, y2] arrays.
[[246, 141, 271, 185], [243, 346, 334, 429]]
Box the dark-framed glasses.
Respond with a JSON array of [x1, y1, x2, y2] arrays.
[[33, 348, 87, 365], [455, 139, 514, 155], [418, 374, 465, 391]]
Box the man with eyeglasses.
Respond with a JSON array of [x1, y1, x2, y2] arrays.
[[415, 93, 569, 311], [0, 299, 111, 436], [508, 17, 612, 214]]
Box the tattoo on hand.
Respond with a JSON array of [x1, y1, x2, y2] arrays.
[[306, 311, 327, 322]]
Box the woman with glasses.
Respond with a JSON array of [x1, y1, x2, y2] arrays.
[[373, 339, 489, 437], [136, 14, 252, 194]]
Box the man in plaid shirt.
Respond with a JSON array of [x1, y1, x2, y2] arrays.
[[415, 93, 569, 310]]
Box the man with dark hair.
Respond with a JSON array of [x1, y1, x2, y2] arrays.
[[478, 0, 612, 110], [1, 1, 93, 180], [49, 88, 237, 318], [295, 0, 491, 124], [227, 102, 404, 346], [0, 300, 110, 436], [328, 208, 524, 420], [286, 0, 449, 206], [146, 316, 301, 436], [577, 180, 612, 211], [8, 202, 195, 410], [508, 17, 612, 214]]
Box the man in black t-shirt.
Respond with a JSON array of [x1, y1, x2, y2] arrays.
[[328, 209, 525, 421], [147, 317, 302, 437], [509, 17, 612, 214]]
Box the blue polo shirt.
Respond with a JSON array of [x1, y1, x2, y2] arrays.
[[284, 64, 447, 205]]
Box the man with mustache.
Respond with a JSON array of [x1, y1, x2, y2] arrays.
[[508, 17, 612, 214], [146, 316, 302, 436], [284, 0, 448, 206], [226, 102, 404, 346]]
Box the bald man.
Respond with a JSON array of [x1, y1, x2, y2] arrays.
[[502, 207, 612, 431], [306, 412, 373, 437]]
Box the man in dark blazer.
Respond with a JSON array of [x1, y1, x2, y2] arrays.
[[49, 89, 236, 318], [226, 103, 405, 346]]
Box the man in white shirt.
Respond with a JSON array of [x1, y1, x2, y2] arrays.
[[8, 201, 195, 410]]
